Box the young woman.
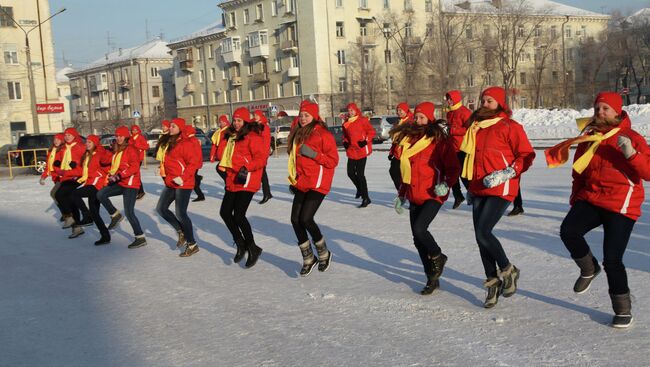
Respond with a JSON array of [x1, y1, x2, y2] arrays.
[[218, 107, 267, 268], [54, 128, 92, 230], [391, 102, 460, 294], [183, 125, 206, 203], [388, 103, 413, 192], [445, 90, 472, 209], [342, 102, 375, 207], [459, 87, 535, 308], [68, 135, 113, 244], [155, 120, 171, 166], [287, 101, 339, 276], [96, 126, 146, 249], [39, 133, 65, 221], [156, 118, 203, 257], [130, 125, 149, 200], [210, 115, 231, 182], [253, 109, 273, 204], [546, 92, 650, 328]]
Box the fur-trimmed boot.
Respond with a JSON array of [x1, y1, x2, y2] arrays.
[[176, 230, 186, 248], [314, 237, 332, 272], [610, 292, 633, 328], [484, 278, 502, 309], [431, 253, 448, 280], [572, 251, 601, 294], [500, 264, 520, 297], [298, 241, 318, 277]]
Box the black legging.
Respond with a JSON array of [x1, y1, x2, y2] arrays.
[[410, 200, 443, 276], [451, 152, 469, 199], [389, 157, 401, 191], [291, 190, 326, 244], [55, 180, 89, 222], [472, 196, 511, 278], [157, 186, 195, 243], [219, 190, 255, 243], [560, 200, 635, 295], [261, 168, 271, 197], [71, 185, 108, 236], [215, 165, 227, 182], [347, 157, 369, 199], [194, 172, 204, 199], [513, 188, 523, 208]]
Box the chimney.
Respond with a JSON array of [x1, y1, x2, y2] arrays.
[[492, 0, 502, 8]]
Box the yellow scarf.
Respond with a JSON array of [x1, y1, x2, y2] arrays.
[[157, 144, 169, 177], [460, 117, 503, 180], [545, 128, 620, 174], [77, 154, 91, 184], [61, 142, 77, 170], [287, 144, 298, 185], [449, 102, 462, 112], [211, 126, 227, 146], [398, 115, 410, 125], [109, 150, 124, 175], [47, 148, 57, 175], [218, 136, 236, 171], [343, 115, 359, 128], [399, 135, 434, 184]]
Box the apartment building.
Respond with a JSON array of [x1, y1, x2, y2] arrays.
[[0, 0, 61, 146], [56, 65, 74, 129], [66, 38, 176, 135]]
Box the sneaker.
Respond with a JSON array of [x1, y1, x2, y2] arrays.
[[180, 243, 199, 257], [62, 216, 75, 229], [107, 211, 123, 230], [127, 236, 147, 249], [68, 225, 85, 239], [484, 278, 502, 308], [507, 206, 524, 217], [500, 264, 520, 298]]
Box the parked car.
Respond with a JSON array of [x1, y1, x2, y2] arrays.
[[194, 134, 213, 161], [11, 134, 57, 173], [0, 143, 17, 166], [327, 125, 344, 146], [369, 116, 399, 143], [146, 132, 161, 156], [272, 125, 292, 146]]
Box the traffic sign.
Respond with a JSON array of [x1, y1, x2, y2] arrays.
[[133, 111, 141, 118]]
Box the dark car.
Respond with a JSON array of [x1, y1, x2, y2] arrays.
[[328, 125, 344, 146], [194, 134, 212, 161], [11, 134, 57, 173]]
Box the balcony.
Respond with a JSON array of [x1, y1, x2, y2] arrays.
[[118, 79, 131, 89], [95, 100, 109, 109], [183, 83, 196, 93], [356, 35, 378, 47], [71, 86, 81, 96], [249, 43, 269, 58], [286, 67, 299, 78], [180, 60, 194, 72], [253, 72, 269, 83], [122, 98, 131, 106], [90, 74, 108, 92], [230, 76, 242, 87], [222, 49, 242, 64], [281, 40, 298, 53]]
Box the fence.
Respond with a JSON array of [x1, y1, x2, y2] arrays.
[[6, 148, 49, 179]]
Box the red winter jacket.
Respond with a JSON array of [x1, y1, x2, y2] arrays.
[[343, 116, 375, 160], [111, 144, 142, 189], [129, 133, 149, 162], [41, 147, 63, 182], [224, 132, 267, 193], [446, 105, 472, 151], [389, 114, 413, 159], [570, 114, 650, 220], [467, 114, 535, 201], [293, 123, 340, 195], [59, 141, 87, 182], [163, 135, 203, 190], [81, 148, 113, 190], [398, 136, 460, 206]]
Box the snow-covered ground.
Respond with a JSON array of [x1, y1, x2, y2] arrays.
[[2, 149, 650, 366]]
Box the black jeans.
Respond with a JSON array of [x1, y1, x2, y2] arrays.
[[389, 157, 401, 191], [219, 190, 255, 244], [560, 200, 635, 295], [156, 186, 195, 243], [410, 200, 443, 276], [452, 152, 468, 199], [291, 190, 326, 244], [513, 188, 523, 209], [71, 185, 108, 235], [347, 157, 369, 199], [55, 180, 89, 222], [261, 168, 271, 197], [472, 196, 511, 278], [215, 165, 227, 182], [97, 184, 143, 236], [194, 172, 205, 199]]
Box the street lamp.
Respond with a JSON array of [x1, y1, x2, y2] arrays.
[[0, 6, 67, 134], [372, 16, 393, 112]]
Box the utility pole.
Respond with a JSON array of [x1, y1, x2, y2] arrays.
[[561, 15, 569, 108]]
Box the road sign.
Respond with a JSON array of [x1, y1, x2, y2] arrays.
[[270, 105, 278, 116], [133, 111, 141, 118]]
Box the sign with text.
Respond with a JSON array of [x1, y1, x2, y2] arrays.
[[36, 103, 64, 114]]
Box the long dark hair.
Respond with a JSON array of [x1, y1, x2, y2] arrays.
[[287, 119, 327, 154], [389, 119, 447, 144], [166, 133, 181, 153], [225, 121, 263, 141], [467, 106, 506, 125]]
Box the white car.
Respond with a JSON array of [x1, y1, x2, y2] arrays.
[[370, 116, 400, 143], [272, 125, 292, 145]]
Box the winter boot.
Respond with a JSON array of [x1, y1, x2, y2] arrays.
[[314, 238, 332, 272], [610, 292, 633, 328], [127, 235, 147, 249], [452, 195, 465, 209], [78, 217, 94, 227], [355, 189, 361, 199], [507, 206, 524, 217], [176, 230, 186, 248], [258, 194, 273, 204], [68, 225, 85, 239], [298, 241, 318, 277], [420, 276, 440, 295], [180, 242, 200, 257], [233, 238, 247, 263], [431, 253, 448, 280], [484, 278, 502, 309], [245, 240, 263, 268], [358, 198, 371, 208], [500, 264, 520, 297], [573, 251, 601, 294], [107, 211, 124, 230], [62, 215, 75, 229], [192, 196, 205, 202], [94, 233, 111, 246]]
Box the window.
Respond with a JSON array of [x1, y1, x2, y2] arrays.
[[201, 93, 206, 105], [426, 24, 433, 37], [152, 85, 160, 97], [291, 55, 298, 67], [360, 25, 367, 36], [466, 50, 474, 63], [278, 83, 285, 97], [567, 48, 574, 62], [263, 84, 269, 99], [271, 0, 278, 16], [222, 69, 227, 79], [466, 74, 474, 87], [7, 81, 21, 100], [518, 53, 526, 62], [285, 0, 295, 13], [336, 50, 346, 65], [336, 0, 343, 7], [224, 90, 230, 103], [210, 68, 216, 81], [384, 0, 390, 9], [581, 25, 587, 38], [228, 12, 237, 28], [256, 4, 263, 21], [338, 78, 347, 92], [363, 49, 371, 67], [404, 0, 413, 10], [151, 67, 159, 77], [293, 81, 301, 96], [189, 95, 195, 106], [359, 0, 368, 8], [517, 25, 525, 38], [425, 0, 432, 12], [243, 9, 250, 24], [208, 44, 214, 58], [552, 49, 558, 62], [550, 25, 557, 38], [385, 50, 392, 64], [520, 96, 527, 108], [428, 75, 434, 89], [552, 70, 559, 82], [534, 25, 541, 37], [248, 61, 254, 75], [466, 26, 473, 39], [199, 70, 204, 83], [4, 48, 17, 64], [483, 24, 490, 37], [274, 58, 281, 72], [336, 22, 345, 37], [519, 72, 526, 85], [389, 76, 394, 90], [485, 73, 492, 85], [565, 26, 572, 38], [405, 23, 412, 37], [0, 7, 14, 27], [249, 88, 255, 101]]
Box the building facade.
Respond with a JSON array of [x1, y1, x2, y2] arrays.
[[0, 0, 61, 146], [66, 39, 176, 135], [56, 65, 74, 129]]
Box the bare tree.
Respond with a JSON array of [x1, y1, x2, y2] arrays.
[[345, 38, 384, 112]]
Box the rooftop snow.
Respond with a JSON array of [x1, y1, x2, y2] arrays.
[[442, 0, 605, 17], [73, 38, 172, 73]]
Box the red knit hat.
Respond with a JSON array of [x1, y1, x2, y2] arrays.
[[64, 127, 80, 138], [218, 115, 230, 125], [54, 133, 64, 142], [115, 126, 131, 138], [253, 110, 268, 124], [396, 102, 411, 115], [131, 125, 142, 135], [445, 90, 462, 104], [162, 120, 171, 129], [594, 92, 623, 115], [183, 125, 196, 137], [481, 87, 510, 115], [300, 101, 320, 121], [346, 102, 361, 117], [86, 134, 101, 147], [414, 102, 435, 121], [171, 118, 186, 130], [233, 107, 251, 123]]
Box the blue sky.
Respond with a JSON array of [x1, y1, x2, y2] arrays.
[[49, 0, 648, 69]]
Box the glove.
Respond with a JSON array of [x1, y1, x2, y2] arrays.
[[393, 196, 406, 215], [617, 135, 637, 159], [434, 183, 449, 196], [343, 141, 350, 149], [108, 174, 122, 184], [223, 133, 231, 141], [172, 176, 184, 186], [69, 161, 77, 169], [299, 144, 318, 159], [483, 167, 516, 188], [388, 154, 394, 161], [358, 140, 368, 148], [289, 185, 298, 195], [53, 160, 61, 167], [235, 167, 248, 184], [39, 178, 46, 185]]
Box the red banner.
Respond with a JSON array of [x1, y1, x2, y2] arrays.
[[36, 103, 65, 114]]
